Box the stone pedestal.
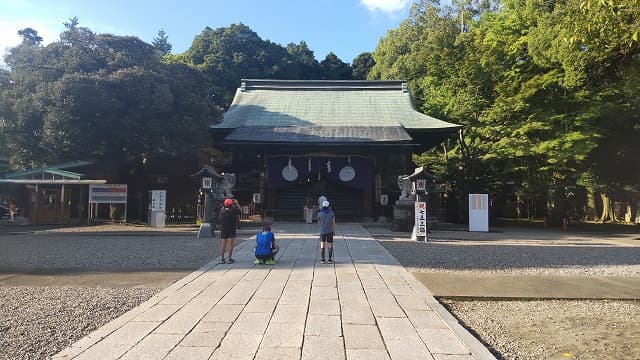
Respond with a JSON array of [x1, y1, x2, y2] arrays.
[[392, 200, 414, 232]]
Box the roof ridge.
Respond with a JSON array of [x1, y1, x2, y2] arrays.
[[241, 79, 407, 92]]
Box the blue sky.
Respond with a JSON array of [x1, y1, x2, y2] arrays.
[[1, 0, 411, 66]]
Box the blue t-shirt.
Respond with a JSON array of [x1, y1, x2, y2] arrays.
[[317, 208, 335, 235], [255, 231, 275, 256]]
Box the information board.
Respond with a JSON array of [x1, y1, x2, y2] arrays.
[[150, 190, 166, 211], [89, 184, 127, 204]]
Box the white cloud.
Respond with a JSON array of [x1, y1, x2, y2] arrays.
[[360, 0, 410, 13]]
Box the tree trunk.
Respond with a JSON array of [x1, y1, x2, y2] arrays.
[[598, 193, 617, 223], [584, 192, 598, 221]]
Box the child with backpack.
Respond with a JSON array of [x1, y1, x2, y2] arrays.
[[254, 224, 279, 265]]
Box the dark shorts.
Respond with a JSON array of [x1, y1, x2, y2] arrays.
[[255, 247, 278, 261], [255, 253, 273, 261], [221, 230, 236, 239], [320, 232, 334, 243]]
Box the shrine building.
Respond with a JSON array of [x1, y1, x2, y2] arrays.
[[211, 79, 461, 221]]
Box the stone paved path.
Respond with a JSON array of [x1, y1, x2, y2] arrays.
[[55, 223, 495, 360]]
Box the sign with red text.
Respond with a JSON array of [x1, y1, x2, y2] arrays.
[[89, 184, 127, 204], [415, 201, 427, 236]]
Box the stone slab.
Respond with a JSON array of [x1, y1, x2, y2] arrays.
[[179, 322, 231, 347], [346, 349, 391, 360], [134, 304, 181, 322], [302, 335, 346, 360], [227, 312, 271, 335], [418, 328, 470, 355], [272, 304, 308, 323], [261, 321, 305, 348], [309, 299, 341, 316], [119, 333, 183, 360], [164, 346, 214, 360], [385, 338, 434, 360], [305, 314, 342, 336], [244, 297, 279, 313], [255, 347, 302, 360], [202, 304, 244, 323], [343, 324, 385, 349], [210, 334, 263, 360]]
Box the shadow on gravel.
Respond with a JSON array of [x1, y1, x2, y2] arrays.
[[380, 241, 640, 270], [0, 233, 249, 272]]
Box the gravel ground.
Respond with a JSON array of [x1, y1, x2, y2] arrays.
[[380, 240, 640, 277], [377, 232, 640, 360], [0, 224, 260, 360], [442, 299, 640, 360], [0, 286, 158, 360], [0, 226, 257, 271]]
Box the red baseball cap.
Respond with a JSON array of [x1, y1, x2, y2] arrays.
[[224, 199, 233, 206]]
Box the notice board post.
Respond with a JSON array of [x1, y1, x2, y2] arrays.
[[88, 184, 128, 224]]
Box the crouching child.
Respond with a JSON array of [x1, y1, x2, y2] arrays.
[[255, 224, 279, 265]]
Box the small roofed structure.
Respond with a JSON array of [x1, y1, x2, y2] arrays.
[[0, 161, 106, 224], [210, 79, 460, 221]]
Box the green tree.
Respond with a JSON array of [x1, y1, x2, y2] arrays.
[[17, 28, 43, 45], [319, 52, 352, 80], [351, 52, 375, 80], [284, 41, 322, 79], [372, 0, 640, 223], [152, 29, 172, 56], [181, 23, 292, 107], [0, 24, 218, 169]]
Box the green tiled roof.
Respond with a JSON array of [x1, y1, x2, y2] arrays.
[[213, 80, 461, 131], [3, 161, 91, 179], [225, 126, 413, 144]]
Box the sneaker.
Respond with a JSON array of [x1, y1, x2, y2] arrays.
[[320, 258, 326, 264], [219, 258, 226, 264], [254, 259, 261, 265], [266, 259, 275, 265], [227, 258, 236, 264], [327, 258, 333, 264]]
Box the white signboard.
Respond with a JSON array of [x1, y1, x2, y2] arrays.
[[415, 201, 427, 236], [202, 177, 212, 190], [150, 190, 166, 211], [469, 194, 489, 232], [89, 184, 127, 204]]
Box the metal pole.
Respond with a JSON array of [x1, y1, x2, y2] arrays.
[[60, 184, 65, 224], [204, 191, 209, 224], [87, 186, 91, 225], [34, 184, 39, 225]]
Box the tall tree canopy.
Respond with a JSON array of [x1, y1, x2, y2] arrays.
[[172, 23, 353, 108], [371, 0, 640, 222], [0, 22, 218, 169], [152, 29, 173, 56], [351, 52, 375, 80], [320, 52, 353, 80]]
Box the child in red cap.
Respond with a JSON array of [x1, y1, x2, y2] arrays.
[[220, 198, 240, 263]]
